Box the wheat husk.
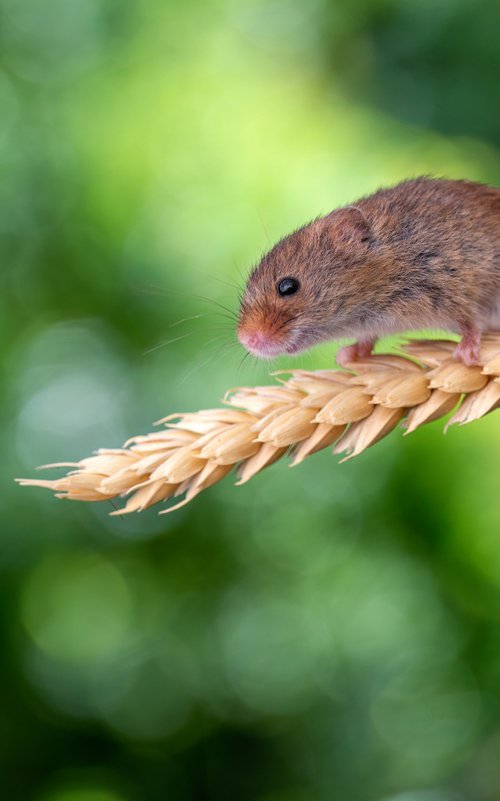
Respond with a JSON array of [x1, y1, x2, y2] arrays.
[[16, 335, 500, 514]]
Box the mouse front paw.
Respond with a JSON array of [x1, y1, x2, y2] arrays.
[[336, 338, 376, 368], [454, 328, 481, 366]]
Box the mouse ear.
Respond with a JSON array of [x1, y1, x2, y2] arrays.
[[323, 206, 372, 247]]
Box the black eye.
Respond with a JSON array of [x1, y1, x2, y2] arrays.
[[277, 277, 300, 297]]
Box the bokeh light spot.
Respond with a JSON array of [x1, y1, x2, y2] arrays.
[[22, 552, 133, 666]]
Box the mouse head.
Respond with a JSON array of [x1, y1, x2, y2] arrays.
[[237, 207, 373, 358]]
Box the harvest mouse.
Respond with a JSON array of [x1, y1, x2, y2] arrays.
[[237, 177, 500, 366]]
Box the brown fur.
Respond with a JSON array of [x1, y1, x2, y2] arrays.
[[237, 177, 500, 359]]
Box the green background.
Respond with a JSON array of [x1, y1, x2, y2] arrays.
[[4, 1, 500, 799]]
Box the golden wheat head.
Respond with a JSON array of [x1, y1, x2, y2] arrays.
[[16, 336, 500, 515]]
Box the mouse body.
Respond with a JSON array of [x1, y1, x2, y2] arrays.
[[237, 177, 500, 365]]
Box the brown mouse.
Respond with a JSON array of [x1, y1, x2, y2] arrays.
[[237, 177, 500, 366]]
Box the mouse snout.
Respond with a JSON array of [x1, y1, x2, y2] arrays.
[[238, 329, 274, 355], [238, 318, 302, 358]]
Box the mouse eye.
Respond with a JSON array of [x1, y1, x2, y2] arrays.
[[277, 277, 300, 297]]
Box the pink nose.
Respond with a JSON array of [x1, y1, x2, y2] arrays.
[[239, 331, 268, 350]]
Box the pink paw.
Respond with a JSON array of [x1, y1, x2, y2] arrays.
[[454, 342, 480, 366], [454, 330, 481, 366], [336, 340, 375, 367], [336, 344, 359, 367]]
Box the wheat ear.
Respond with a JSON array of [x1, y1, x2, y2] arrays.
[[16, 336, 500, 515]]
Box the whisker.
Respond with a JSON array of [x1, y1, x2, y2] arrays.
[[238, 350, 251, 372], [276, 314, 299, 332], [196, 297, 239, 320], [256, 209, 272, 247], [206, 273, 245, 294], [168, 313, 206, 329], [178, 338, 239, 387], [232, 258, 249, 290], [138, 284, 185, 298], [144, 332, 194, 355], [136, 285, 240, 322]]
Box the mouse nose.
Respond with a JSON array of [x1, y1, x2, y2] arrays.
[[238, 330, 270, 351]]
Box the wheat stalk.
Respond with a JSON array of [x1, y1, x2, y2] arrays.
[[16, 336, 500, 515]]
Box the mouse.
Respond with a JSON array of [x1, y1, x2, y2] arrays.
[[237, 177, 500, 366]]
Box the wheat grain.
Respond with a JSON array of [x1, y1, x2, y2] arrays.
[[16, 336, 500, 514]]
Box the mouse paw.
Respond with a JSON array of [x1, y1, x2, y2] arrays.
[[337, 339, 375, 368], [454, 328, 481, 366]]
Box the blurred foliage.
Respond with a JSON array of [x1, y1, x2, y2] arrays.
[[3, 0, 500, 799]]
